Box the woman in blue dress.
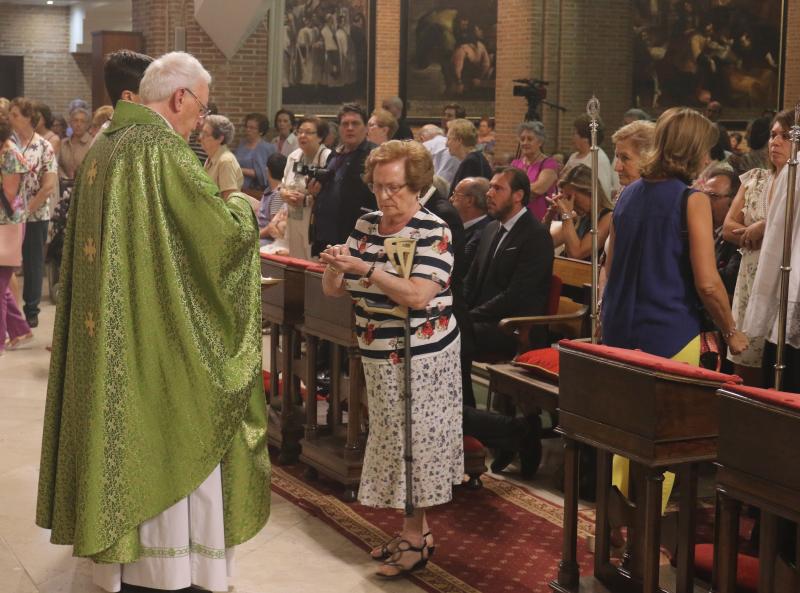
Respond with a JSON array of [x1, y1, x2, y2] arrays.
[[234, 113, 275, 191]]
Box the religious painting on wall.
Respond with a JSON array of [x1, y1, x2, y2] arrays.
[[401, 0, 498, 120], [632, 0, 784, 119], [281, 0, 373, 116]]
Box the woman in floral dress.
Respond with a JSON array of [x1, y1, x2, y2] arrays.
[[321, 140, 463, 579], [724, 110, 793, 385]]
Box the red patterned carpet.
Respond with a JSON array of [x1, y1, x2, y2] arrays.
[[271, 462, 596, 593]]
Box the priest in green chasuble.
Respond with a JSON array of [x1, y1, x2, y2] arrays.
[[35, 51, 270, 592]]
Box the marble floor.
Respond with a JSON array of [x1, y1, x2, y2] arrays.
[[0, 300, 428, 593]]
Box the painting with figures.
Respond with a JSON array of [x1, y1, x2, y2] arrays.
[[402, 0, 497, 119], [282, 0, 372, 115], [632, 0, 784, 117]]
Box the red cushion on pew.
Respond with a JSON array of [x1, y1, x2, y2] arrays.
[[463, 435, 485, 453], [306, 263, 326, 274], [262, 369, 325, 401], [260, 253, 315, 269], [721, 383, 800, 413], [513, 347, 560, 383], [558, 340, 742, 384], [694, 543, 758, 593]]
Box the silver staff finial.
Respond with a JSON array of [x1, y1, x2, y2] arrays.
[[587, 95, 600, 120]]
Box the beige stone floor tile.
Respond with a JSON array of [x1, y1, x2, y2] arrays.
[[0, 301, 427, 592]]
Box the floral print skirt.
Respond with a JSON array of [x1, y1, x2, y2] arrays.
[[358, 338, 464, 509]]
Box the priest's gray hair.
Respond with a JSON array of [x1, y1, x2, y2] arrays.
[[139, 51, 212, 103], [204, 114, 235, 145]]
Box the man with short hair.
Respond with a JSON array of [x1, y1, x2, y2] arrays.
[[382, 96, 413, 140], [450, 176, 490, 273], [464, 167, 553, 358], [104, 49, 154, 107], [420, 123, 460, 187], [308, 102, 376, 255], [704, 168, 741, 296], [442, 102, 466, 130], [37, 51, 269, 593]]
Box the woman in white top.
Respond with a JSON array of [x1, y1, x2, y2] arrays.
[[564, 113, 617, 198], [271, 109, 299, 157], [200, 115, 248, 203], [280, 116, 332, 259], [724, 109, 792, 386]]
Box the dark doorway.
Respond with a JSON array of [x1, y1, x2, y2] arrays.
[[0, 56, 24, 98]]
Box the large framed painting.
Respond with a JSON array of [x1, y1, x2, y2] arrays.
[[400, 0, 497, 121], [632, 0, 785, 119], [281, 0, 375, 117]]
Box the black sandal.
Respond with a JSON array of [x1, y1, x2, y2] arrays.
[[375, 538, 430, 580], [370, 533, 401, 560], [371, 532, 435, 561]]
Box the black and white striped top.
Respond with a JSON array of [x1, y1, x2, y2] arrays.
[[343, 208, 459, 361]]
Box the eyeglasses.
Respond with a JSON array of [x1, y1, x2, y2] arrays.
[[368, 183, 407, 197], [296, 128, 318, 136], [182, 88, 210, 117], [706, 190, 731, 201]]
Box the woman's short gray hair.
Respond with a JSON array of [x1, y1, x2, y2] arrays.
[[204, 114, 235, 145], [516, 120, 546, 143], [69, 106, 90, 121], [139, 51, 212, 103]]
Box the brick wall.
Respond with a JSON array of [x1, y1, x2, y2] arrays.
[[784, 0, 800, 108], [0, 4, 92, 116], [131, 0, 270, 141], [374, 0, 401, 105]]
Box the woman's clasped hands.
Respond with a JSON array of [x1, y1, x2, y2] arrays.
[[320, 244, 369, 276]]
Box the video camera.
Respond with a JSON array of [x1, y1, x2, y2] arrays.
[[512, 78, 565, 121], [292, 161, 331, 182]]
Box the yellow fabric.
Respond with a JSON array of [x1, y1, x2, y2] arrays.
[[611, 335, 700, 514]]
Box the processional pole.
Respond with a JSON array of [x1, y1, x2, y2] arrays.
[[587, 96, 601, 344], [774, 102, 800, 390]]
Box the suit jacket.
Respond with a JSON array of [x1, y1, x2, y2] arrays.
[[463, 216, 490, 276], [450, 151, 493, 196], [464, 211, 554, 324], [714, 228, 741, 298], [311, 139, 377, 251]]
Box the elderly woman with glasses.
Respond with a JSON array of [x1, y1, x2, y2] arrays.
[[58, 105, 92, 180], [200, 114, 245, 201], [320, 140, 463, 580], [511, 120, 559, 220]]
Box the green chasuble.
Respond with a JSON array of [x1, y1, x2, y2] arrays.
[[36, 101, 270, 563]]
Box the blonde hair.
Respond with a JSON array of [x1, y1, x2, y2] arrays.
[[370, 108, 398, 139], [558, 164, 614, 212], [92, 105, 114, 129], [363, 140, 434, 193], [447, 118, 477, 147], [640, 107, 718, 182], [612, 120, 655, 156]]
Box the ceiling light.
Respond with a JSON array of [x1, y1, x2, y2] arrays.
[[46, 1, 54, 4]]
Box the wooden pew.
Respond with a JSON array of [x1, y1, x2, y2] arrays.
[[260, 254, 310, 464], [715, 385, 800, 593], [551, 341, 741, 593], [298, 265, 365, 501]]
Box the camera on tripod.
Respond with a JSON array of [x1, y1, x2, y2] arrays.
[[512, 78, 565, 121], [292, 161, 330, 182]]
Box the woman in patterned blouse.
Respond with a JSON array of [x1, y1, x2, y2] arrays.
[[0, 111, 33, 353], [321, 140, 463, 579]]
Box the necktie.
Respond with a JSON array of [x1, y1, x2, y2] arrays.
[[489, 225, 508, 259]]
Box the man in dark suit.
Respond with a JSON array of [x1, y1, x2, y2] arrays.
[[309, 103, 377, 255], [464, 166, 554, 360], [450, 176, 490, 274]]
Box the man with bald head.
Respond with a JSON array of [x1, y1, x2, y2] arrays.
[[420, 123, 460, 187], [37, 51, 269, 592], [450, 176, 490, 273]]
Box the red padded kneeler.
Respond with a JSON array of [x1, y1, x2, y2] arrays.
[[720, 383, 800, 413], [513, 347, 560, 383], [558, 340, 742, 384]]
